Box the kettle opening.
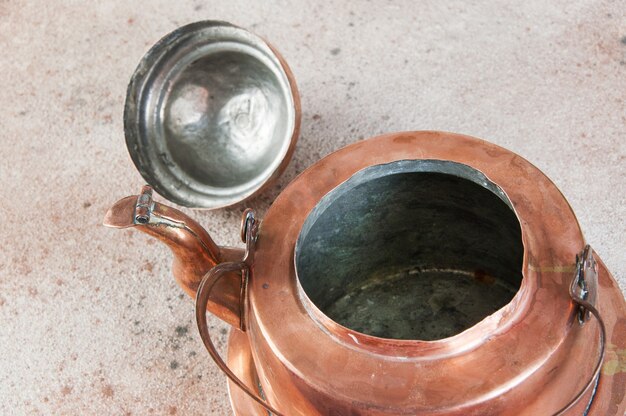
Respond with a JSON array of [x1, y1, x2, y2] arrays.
[[294, 159, 524, 341]]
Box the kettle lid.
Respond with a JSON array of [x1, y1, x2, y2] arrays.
[[124, 20, 300, 209]]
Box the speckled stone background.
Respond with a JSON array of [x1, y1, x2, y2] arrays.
[[0, 1, 624, 415]]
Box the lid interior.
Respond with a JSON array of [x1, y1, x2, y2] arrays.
[[125, 21, 297, 208]]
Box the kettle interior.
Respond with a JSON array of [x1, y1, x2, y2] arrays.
[[295, 159, 524, 341]]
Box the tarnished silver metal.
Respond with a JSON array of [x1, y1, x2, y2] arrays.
[[240, 208, 257, 244], [125, 21, 300, 209], [295, 160, 524, 341], [134, 185, 153, 224]]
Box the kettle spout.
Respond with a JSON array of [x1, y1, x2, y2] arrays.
[[103, 186, 244, 328]]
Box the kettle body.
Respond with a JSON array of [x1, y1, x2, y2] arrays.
[[105, 131, 626, 415]]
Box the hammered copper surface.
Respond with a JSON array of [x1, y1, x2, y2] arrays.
[[105, 132, 625, 415], [247, 131, 624, 415], [227, 257, 625, 415]]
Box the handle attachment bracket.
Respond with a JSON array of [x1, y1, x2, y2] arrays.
[[553, 245, 605, 415]]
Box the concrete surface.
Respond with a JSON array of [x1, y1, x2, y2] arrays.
[[0, 1, 624, 415]]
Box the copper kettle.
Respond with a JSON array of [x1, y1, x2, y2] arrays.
[[104, 20, 625, 416], [105, 131, 626, 415]]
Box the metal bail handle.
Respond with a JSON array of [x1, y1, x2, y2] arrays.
[[552, 245, 606, 416], [195, 210, 285, 416]]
